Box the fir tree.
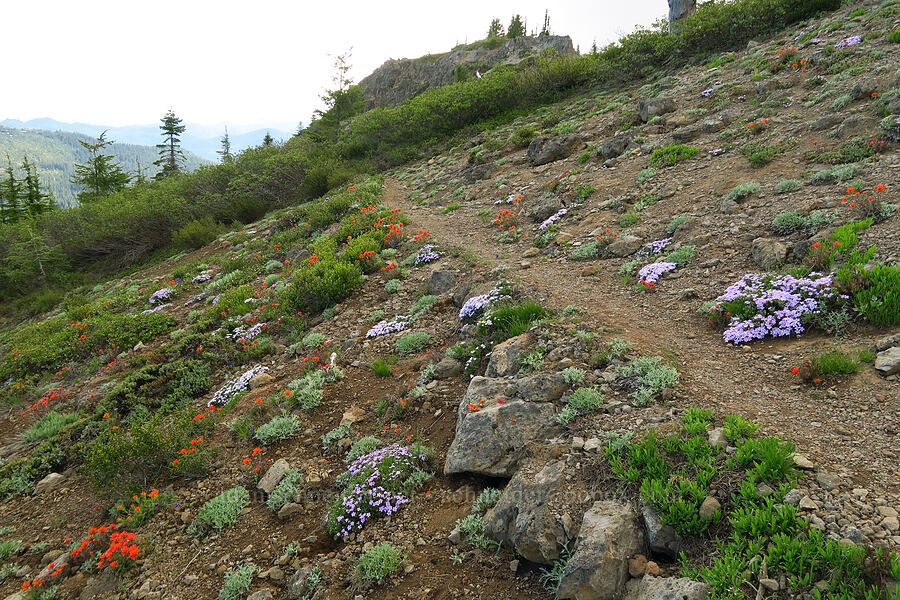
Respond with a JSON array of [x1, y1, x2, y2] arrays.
[[154, 109, 187, 180], [0, 156, 23, 224], [21, 156, 55, 216], [487, 18, 504, 38], [217, 126, 233, 162], [541, 10, 551, 35], [71, 131, 131, 203], [263, 132, 274, 147], [507, 15, 525, 38]]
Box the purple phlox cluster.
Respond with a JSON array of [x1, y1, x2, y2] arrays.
[[183, 293, 205, 307], [149, 288, 174, 305], [414, 244, 442, 266], [494, 194, 519, 205], [192, 272, 213, 283], [701, 81, 722, 98], [141, 304, 169, 314], [209, 365, 268, 406], [710, 273, 840, 344], [709, 148, 725, 156], [459, 283, 509, 320], [638, 238, 672, 257], [243, 297, 257, 304], [210, 295, 221, 306], [539, 208, 568, 230], [232, 322, 266, 342], [638, 262, 677, 284], [810, 38, 822, 44], [366, 316, 408, 338], [327, 485, 408, 539], [835, 35, 862, 48], [783, 97, 794, 108], [794, 23, 817, 41]]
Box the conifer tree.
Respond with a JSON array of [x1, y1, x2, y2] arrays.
[[541, 10, 551, 35], [21, 156, 56, 216], [71, 131, 131, 203], [154, 109, 187, 180], [487, 18, 504, 38], [263, 132, 274, 147], [217, 126, 233, 162], [0, 156, 23, 224], [507, 15, 525, 38]]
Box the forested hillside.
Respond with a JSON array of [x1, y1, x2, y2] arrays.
[[0, 126, 209, 206]]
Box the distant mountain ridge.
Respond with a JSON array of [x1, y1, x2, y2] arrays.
[[0, 118, 294, 161], [0, 126, 210, 207]]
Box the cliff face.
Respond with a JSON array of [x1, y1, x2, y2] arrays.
[[358, 35, 577, 110]]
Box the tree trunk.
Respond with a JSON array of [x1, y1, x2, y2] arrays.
[[668, 0, 697, 33]]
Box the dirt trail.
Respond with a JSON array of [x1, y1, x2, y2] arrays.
[[383, 177, 900, 496]]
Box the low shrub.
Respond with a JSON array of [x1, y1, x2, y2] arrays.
[[171, 217, 225, 250], [395, 332, 430, 355], [775, 179, 803, 193], [371, 359, 392, 377], [217, 563, 257, 600], [191, 486, 249, 535], [482, 301, 545, 340], [22, 411, 78, 443], [254, 413, 300, 445], [649, 144, 699, 167], [615, 357, 679, 405], [725, 182, 760, 202], [267, 469, 303, 512], [355, 543, 406, 583], [281, 259, 363, 315]]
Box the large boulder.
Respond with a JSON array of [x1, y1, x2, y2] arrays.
[[444, 399, 559, 476], [483, 458, 573, 564], [637, 97, 676, 122], [485, 333, 532, 377], [556, 501, 645, 600], [667, 0, 697, 32], [527, 135, 583, 166], [427, 268, 456, 295], [608, 235, 644, 257], [602, 131, 634, 159], [642, 504, 682, 560], [875, 347, 900, 376], [526, 195, 564, 222], [516, 373, 568, 403], [625, 575, 710, 600]]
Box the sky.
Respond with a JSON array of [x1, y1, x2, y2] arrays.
[[2, 0, 669, 132]]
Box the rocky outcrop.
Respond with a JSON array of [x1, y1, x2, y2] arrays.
[[527, 134, 583, 166], [359, 35, 576, 110], [625, 575, 710, 600]]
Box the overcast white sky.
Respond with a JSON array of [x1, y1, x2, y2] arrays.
[[2, 0, 668, 132]]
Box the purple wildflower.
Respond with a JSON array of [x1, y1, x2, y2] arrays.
[[638, 262, 677, 285], [539, 208, 568, 230], [835, 35, 862, 48], [413, 244, 442, 266], [141, 303, 169, 314], [209, 365, 268, 406], [149, 287, 174, 305], [366, 317, 408, 338], [638, 238, 672, 257]]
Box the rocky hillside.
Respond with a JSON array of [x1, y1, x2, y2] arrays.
[[1, 2, 900, 600], [358, 35, 576, 110]]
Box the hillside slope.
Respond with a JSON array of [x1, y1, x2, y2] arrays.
[[1, 2, 900, 600]]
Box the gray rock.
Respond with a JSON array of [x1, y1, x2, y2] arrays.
[[667, 0, 697, 32], [461, 162, 497, 184], [247, 591, 274, 600], [485, 333, 532, 377], [672, 125, 702, 142], [642, 504, 683, 560], [718, 198, 740, 214], [483, 459, 570, 564], [444, 399, 559, 476], [799, 496, 819, 510], [277, 503, 303, 520], [809, 115, 842, 131], [34, 472, 66, 495], [751, 238, 789, 270], [249, 372, 275, 390], [79, 569, 120, 600], [285, 245, 309, 264], [258, 459, 291, 494], [601, 131, 634, 159], [426, 269, 455, 295], [526, 195, 564, 222], [783, 489, 802, 505], [875, 334, 900, 352], [793, 454, 814, 470], [608, 235, 644, 257], [557, 501, 645, 599], [433, 357, 463, 380], [707, 428, 727, 449], [286, 564, 323, 600], [455, 377, 518, 422], [527, 134, 583, 166], [625, 575, 709, 600], [515, 373, 568, 403], [874, 347, 900, 376], [637, 97, 676, 122], [816, 471, 843, 491]]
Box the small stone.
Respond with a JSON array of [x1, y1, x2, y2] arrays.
[[448, 530, 462, 545], [628, 554, 648, 578], [581, 266, 595, 277], [247, 591, 274, 600], [760, 578, 779, 592], [877, 506, 898, 518], [707, 428, 727, 449], [792, 454, 814, 470], [583, 438, 602, 452], [34, 472, 66, 495], [277, 503, 303, 520], [571, 437, 585, 450], [756, 483, 775, 497], [258, 459, 291, 494], [783, 489, 802, 505], [340, 406, 367, 426], [267, 566, 285, 581], [249, 373, 275, 389], [509, 559, 519, 573], [816, 471, 843, 491], [698, 496, 721, 520], [882, 516, 899, 532], [799, 496, 819, 510], [645, 561, 661, 576]]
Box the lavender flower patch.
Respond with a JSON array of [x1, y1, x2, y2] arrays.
[[210, 295, 221, 306], [794, 23, 817, 41], [142, 303, 170, 314], [192, 272, 213, 283], [149, 288, 174, 305], [209, 365, 268, 406], [709, 148, 725, 156], [459, 283, 510, 320], [232, 322, 266, 342], [638, 262, 677, 285], [701, 81, 722, 98], [366, 317, 408, 338], [413, 244, 442, 266], [835, 35, 862, 48], [539, 208, 568, 230], [638, 238, 673, 257], [708, 273, 841, 344], [183, 293, 205, 306], [494, 194, 518, 205], [325, 444, 430, 539]]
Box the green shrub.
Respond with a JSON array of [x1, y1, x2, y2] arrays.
[[171, 217, 225, 250], [281, 259, 363, 315], [615, 357, 679, 406], [395, 332, 430, 355], [301, 332, 326, 348], [345, 436, 382, 462], [569, 241, 601, 260], [636, 167, 658, 184], [102, 359, 210, 417], [809, 163, 860, 184], [665, 245, 696, 267], [558, 387, 604, 424], [666, 215, 689, 235], [286, 371, 325, 410], [267, 469, 303, 512], [772, 211, 807, 235], [191, 486, 249, 534], [217, 563, 257, 600], [734, 437, 795, 482], [724, 415, 759, 442], [371, 359, 392, 377], [0, 538, 24, 563], [619, 210, 640, 228], [889, 30, 900, 44], [483, 301, 545, 340], [384, 279, 401, 293], [321, 423, 351, 451], [355, 543, 406, 583], [813, 350, 860, 377], [741, 141, 791, 167], [0, 440, 65, 498], [472, 488, 502, 514], [725, 182, 760, 202], [409, 294, 438, 320], [852, 264, 900, 325], [562, 367, 585, 385], [22, 411, 78, 443], [650, 144, 699, 167], [255, 413, 300, 445], [775, 179, 803, 193]]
